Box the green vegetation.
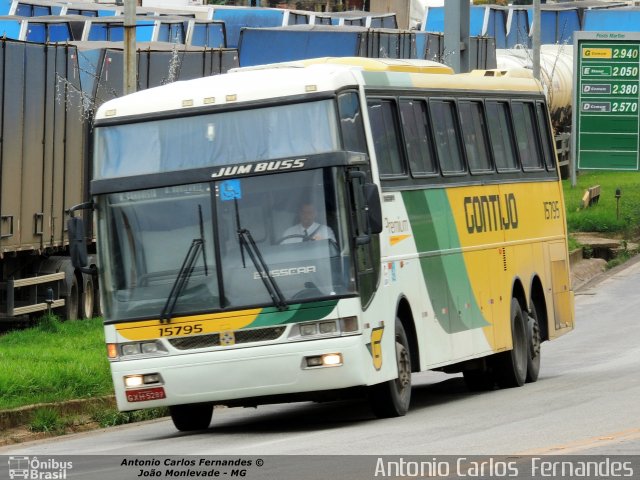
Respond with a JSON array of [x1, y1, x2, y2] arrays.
[[29, 408, 71, 434], [567, 235, 582, 253], [0, 315, 112, 411], [91, 407, 169, 428], [563, 171, 640, 237]]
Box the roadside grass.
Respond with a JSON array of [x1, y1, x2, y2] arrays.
[[563, 171, 640, 237], [90, 407, 169, 428], [29, 407, 72, 434], [0, 314, 112, 411]]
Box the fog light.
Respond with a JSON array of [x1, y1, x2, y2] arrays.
[[143, 373, 161, 384], [122, 344, 141, 356], [300, 323, 318, 336], [322, 353, 343, 366], [319, 321, 338, 334], [124, 375, 144, 388], [304, 353, 343, 368]]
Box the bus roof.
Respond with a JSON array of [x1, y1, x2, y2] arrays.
[[95, 58, 543, 122]]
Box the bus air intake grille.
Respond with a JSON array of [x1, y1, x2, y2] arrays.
[[168, 326, 286, 350]]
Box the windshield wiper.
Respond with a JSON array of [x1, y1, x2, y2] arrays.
[[160, 205, 208, 324], [238, 227, 288, 311]]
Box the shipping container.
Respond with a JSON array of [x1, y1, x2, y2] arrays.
[[0, 37, 239, 322]]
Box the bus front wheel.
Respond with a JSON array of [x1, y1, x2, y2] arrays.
[[369, 318, 412, 418], [495, 298, 528, 388], [169, 403, 213, 432]]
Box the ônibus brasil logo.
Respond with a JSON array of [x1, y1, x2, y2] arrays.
[[8, 456, 73, 480]]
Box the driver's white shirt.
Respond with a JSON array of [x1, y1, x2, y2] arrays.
[[282, 222, 336, 243]]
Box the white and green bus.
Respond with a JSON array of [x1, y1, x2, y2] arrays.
[[72, 57, 574, 431]]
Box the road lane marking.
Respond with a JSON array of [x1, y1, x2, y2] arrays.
[[517, 427, 640, 455]]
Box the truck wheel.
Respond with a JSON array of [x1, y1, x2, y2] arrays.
[[495, 298, 528, 388], [369, 318, 412, 418], [93, 278, 103, 318], [170, 403, 213, 432], [80, 274, 95, 320], [64, 275, 79, 321]]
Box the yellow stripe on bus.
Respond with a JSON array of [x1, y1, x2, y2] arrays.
[[115, 308, 263, 341]]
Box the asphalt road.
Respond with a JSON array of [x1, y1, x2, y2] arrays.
[[2, 259, 639, 457]]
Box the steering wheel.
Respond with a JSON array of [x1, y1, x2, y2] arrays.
[[276, 234, 306, 244]]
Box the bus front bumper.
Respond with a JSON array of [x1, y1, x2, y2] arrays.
[[110, 334, 375, 411]]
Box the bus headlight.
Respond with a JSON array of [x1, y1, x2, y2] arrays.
[[124, 373, 163, 388], [288, 317, 359, 341], [113, 341, 168, 360], [304, 353, 343, 368]]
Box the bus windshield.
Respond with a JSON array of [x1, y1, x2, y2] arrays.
[[97, 168, 356, 321]]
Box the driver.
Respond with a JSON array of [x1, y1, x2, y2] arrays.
[[281, 202, 336, 244]]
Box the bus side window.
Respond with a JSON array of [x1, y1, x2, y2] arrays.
[[399, 98, 438, 176], [486, 101, 519, 172], [536, 101, 557, 172], [458, 100, 493, 174], [367, 98, 406, 177], [338, 92, 368, 154], [512, 101, 544, 171], [429, 99, 465, 174]]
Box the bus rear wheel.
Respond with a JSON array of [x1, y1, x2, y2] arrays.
[[495, 298, 528, 388], [169, 403, 214, 432], [369, 318, 412, 418], [526, 302, 541, 383]]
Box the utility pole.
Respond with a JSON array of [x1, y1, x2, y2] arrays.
[[124, 0, 137, 95], [532, 0, 541, 80], [444, 0, 470, 73]]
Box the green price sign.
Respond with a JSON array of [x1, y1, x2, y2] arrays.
[[574, 32, 640, 171]]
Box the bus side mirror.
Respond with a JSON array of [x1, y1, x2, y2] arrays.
[[68, 216, 89, 269], [364, 183, 382, 235]]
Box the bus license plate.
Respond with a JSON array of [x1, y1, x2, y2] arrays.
[[126, 386, 166, 403]]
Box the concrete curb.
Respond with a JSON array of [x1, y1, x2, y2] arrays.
[[0, 396, 115, 430]]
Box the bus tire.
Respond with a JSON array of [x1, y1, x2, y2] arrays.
[[63, 275, 79, 321], [526, 302, 541, 383], [369, 318, 412, 418], [169, 403, 213, 432], [495, 298, 528, 388], [80, 274, 95, 320]]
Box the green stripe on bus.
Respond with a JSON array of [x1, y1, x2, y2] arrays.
[[250, 300, 339, 328], [403, 190, 489, 333]]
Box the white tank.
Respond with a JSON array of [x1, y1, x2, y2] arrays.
[[496, 45, 573, 130]]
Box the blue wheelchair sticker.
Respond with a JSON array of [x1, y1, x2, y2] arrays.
[[220, 179, 242, 201]]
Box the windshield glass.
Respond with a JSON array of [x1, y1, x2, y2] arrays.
[[97, 168, 357, 321], [216, 168, 355, 308], [94, 100, 340, 179], [98, 184, 219, 321]]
